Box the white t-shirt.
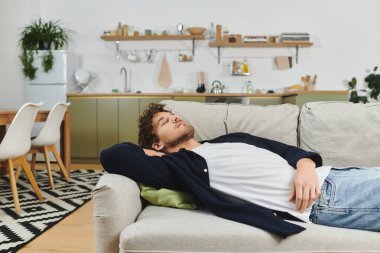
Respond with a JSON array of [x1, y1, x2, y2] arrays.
[[192, 142, 331, 223]]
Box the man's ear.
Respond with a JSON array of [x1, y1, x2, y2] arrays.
[[152, 142, 164, 151]]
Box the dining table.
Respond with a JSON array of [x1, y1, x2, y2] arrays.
[[0, 109, 71, 176]]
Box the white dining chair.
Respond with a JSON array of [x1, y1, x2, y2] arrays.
[[0, 102, 44, 213], [28, 102, 71, 189]]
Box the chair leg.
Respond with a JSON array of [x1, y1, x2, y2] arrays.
[[51, 145, 70, 182], [15, 165, 22, 182], [7, 159, 21, 214], [31, 153, 37, 174], [42, 146, 55, 189], [19, 156, 44, 202]]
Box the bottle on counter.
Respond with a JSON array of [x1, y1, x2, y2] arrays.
[[117, 22, 123, 36], [244, 80, 253, 94]]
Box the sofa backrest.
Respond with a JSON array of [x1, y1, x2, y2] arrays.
[[161, 100, 299, 146], [161, 100, 228, 141], [299, 101, 380, 167], [225, 103, 299, 146]]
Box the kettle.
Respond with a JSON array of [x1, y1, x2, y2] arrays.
[[211, 80, 225, 94]]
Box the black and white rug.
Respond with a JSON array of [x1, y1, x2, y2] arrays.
[[0, 169, 103, 253]]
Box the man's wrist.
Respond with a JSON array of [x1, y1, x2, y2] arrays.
[[296, 158, 316, 170]]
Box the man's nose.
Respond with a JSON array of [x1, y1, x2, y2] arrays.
[[172, 115, 180, 122]]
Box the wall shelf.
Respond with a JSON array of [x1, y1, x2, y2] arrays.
[[208, 41, 313, 64]]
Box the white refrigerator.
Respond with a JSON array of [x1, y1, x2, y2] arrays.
[[26, 50, 81, 160]]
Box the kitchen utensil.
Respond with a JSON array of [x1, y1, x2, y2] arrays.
[[196, 71, 206, 93], [158, 53, 172, 88], [146, 49, 155, 63], [115, 40, 121, 59], [312, 74, 317, 85], [186, 27, 206, 36], [211, 80, 225, 94], [127, 52, 138, 62], [177, 23, 184, 35]]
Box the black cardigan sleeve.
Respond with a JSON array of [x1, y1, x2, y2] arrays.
[[100, 142, 177, 189], [208, 132, 323, 168]]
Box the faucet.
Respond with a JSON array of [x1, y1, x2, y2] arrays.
[[120, 67, 130, 92]]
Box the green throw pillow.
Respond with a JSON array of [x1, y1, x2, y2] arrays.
[[138, 183, 197, 209]]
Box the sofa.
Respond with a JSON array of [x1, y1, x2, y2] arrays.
[[92, 100, 380, 253]]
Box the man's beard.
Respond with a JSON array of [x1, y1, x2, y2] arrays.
[[166, 125, 195, 150]]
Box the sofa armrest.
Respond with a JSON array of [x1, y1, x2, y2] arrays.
[[92, 174, 142, 253]]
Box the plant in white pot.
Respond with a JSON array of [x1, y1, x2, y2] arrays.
[[19, 18, 71, 80]]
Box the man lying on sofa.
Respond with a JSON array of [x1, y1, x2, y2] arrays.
[[100, 103, 380, 238]]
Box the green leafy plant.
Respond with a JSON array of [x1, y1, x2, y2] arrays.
[[348, 66, 380, 103], [365, 66, 380, 101], [348, 77, 368, 103], [18, 18, 71, 79]]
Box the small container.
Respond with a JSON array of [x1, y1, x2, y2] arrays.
[[122, 25, 129, 37], [216, 25, 222, 43]]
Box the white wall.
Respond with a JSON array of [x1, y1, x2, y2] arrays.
[[0, 0, 41, 108], [1, 0, 380, 107]]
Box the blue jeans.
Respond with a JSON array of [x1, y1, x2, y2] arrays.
[[310, 167, 380, 232]]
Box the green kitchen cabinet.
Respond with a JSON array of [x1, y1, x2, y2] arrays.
[[139, 97, 171, 115], [118, 97, 139, 144], [282, 93, 349, 108], [173, 96, 206, 103], [68, 97, 98, 162], [97, 98, 119, 155], [249, 97, 282, 105]]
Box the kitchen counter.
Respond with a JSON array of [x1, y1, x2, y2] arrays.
[[67, 90, 348, 97]]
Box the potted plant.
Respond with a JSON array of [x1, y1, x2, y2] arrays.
[[348, 66, 380, 103], [19, 18, 71, 80]]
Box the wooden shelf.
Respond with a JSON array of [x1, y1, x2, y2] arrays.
[[209, 41, 313, 64], [101, 35, 205, 41], [209, 41, 313, 48]]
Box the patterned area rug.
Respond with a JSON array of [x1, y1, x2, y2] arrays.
[[0, 169, 103, 253]]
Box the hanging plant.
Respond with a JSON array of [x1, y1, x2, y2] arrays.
[[18, 18, 71, 79]]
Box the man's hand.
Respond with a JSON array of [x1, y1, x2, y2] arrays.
[[143, 149, 166, 157], [289, 158, 321, 212]]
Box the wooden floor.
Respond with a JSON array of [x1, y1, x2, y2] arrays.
[[17, 163, 103, 253]]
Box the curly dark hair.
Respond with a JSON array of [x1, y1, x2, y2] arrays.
[[138, 103, 170, 149]]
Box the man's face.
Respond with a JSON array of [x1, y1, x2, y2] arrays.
[[151, 111, 194, 152]]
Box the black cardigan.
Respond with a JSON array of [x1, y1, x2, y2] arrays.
[[100, 132, 323, 238]]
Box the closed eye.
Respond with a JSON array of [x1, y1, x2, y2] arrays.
[[162, 119, 169, 126]]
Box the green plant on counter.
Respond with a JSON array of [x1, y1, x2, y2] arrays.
[[365, 66, 380, 101], [348, 66, 380, 103], [18, 18, 71, 79], [348, 77, 368, 103]]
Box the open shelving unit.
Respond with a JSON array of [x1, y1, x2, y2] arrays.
[[209, 41, 313, 64]]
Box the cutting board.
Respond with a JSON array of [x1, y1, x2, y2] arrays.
[[157, 54, 172, 88]]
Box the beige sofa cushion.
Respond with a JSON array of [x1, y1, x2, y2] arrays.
[[299, 101, 380, 167], [160, 100, 228, 141], [120, 206, 380, 253], [225, 103, 299, 146]]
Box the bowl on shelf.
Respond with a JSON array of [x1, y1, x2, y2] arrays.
[[186, 27, 206, 36]]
